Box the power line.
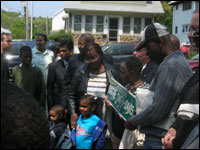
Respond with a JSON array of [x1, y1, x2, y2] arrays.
[[2, 2, 23, 14]]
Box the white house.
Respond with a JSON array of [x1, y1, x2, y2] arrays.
[[169, 1, 199, 46], [52, 8, 66, 32], [1, 27, 11, 34], [52, 1, 164, 45]]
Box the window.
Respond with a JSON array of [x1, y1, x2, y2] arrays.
[[147, 1, 152, 4], [122, 44, 134, 55], [96, 16, 104, 33], [123, 17, 130, 33], [74, 15, 82, 32], [183, 2, 192, 11], [85, 15, 93, 32], [176, 4, 178, 10], [175, 26, 178, 34], [196, 1, 199, 9], [134, 18, 141, 34], [182, 24, 190, 33], [104, 45, 121, 55], [145, 18, 152, 27]]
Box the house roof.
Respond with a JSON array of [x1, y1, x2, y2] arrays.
[[168, 1, 182, 5], [1, 27, 11, 34], [64, 1, 164, 15], [51, 8, 64, 18]]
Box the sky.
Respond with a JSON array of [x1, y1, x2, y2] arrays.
[[1, 1, 64, 18]]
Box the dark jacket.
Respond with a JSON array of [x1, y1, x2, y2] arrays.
[[47, 59, 68, 110], [60, 54, 113, 108], [71, 119, 107, 149], [1, 54, 9, 81], [67, 60, 120, 114], [141, 60, 159, 84], [49, 121, 66, 149], [172, 67, 199, 149]]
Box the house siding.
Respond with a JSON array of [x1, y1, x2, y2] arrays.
[[52, 1, 163, 45], [171, 1, 198, 45]]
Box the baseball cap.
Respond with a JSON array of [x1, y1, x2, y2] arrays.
[[135, 23, 169, 51]]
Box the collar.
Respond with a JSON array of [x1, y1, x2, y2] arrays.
[[32, 47, 51, 55], [19, 63, 35, 68]]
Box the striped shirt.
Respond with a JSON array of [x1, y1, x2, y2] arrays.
[[32, 47, 54, 84], [87, 72, 107, 99]]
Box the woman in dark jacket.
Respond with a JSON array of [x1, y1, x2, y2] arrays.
[[67, 43, 120, 144]]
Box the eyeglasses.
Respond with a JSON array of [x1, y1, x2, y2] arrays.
[[59, 50, 67, 53], [189, 31, 199, 47], [84, 56, 99, 63]]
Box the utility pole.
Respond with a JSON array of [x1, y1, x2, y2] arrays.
[[46, 15, 48, 36], [25, 1, 29, 40], [31, 1, 33, 40], [21, 1, 28, 40]]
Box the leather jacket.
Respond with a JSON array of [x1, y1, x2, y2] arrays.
[[67, 60, 120, 114]]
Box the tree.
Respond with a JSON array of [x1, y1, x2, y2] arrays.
[[11, 20, 25, 39], [156, 1, 173, 33]]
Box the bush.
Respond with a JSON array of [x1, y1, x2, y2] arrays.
[[189, 49, 198, 59], [48, 30, 73, 47]]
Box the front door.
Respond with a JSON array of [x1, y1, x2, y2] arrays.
[[109, 18, 118, 42]]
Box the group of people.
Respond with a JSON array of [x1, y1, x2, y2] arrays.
[[1, 8, 199, 149]]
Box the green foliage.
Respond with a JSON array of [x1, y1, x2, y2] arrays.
[[189, 50, 198, 59], [1, 10, 52, 39], [11, 20, 26, 39], [48, 30, 73, 46], [1, 10, 22, 30], [156, 1, 173, 33]]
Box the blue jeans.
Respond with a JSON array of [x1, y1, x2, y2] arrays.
[[181, 123, 199, 149], [142, 135, 163, 149]]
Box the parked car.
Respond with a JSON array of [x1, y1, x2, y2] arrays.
[[5, 40, 36, 81], [101, 43, 134, 69], [189, 53, 199, 70]]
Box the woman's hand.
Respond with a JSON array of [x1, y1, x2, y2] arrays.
[[71, 113, 78, 129], [105, 96, 112, 107]]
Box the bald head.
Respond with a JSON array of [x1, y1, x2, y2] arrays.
[[170, 34, 180, 50], [79, 33, 95, 44]]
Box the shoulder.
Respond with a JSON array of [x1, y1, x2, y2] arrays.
[[147, 60, 159, 69], [49, 60, 62, 68], [34, 66, 43, 73], [69, 54, 80, 62], [46, 49, 54, 56], [12, 66, 20, 73]]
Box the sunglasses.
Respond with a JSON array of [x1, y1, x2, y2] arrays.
[[59, 50, 67, 53], [189, 31, 199, 47]]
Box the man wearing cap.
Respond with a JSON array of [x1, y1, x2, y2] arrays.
[[133, 38, 159, 84], [124, 22, 193, 149]]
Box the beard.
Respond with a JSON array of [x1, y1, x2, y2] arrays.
[[146, 50, 165, 64]]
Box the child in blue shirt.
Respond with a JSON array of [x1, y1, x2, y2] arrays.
[[71, 95, 107, 149]]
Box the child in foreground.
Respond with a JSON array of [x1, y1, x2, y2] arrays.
[[71, 95, 107, 149], [49, 105, 71, 149]]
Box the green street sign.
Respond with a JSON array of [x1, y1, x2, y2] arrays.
[[107, 78, 136, 121]]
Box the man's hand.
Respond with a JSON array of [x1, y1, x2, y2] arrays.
[[124, 118, 137, 130], [71, 113, 78, 129], [161, 127, 176, 149]]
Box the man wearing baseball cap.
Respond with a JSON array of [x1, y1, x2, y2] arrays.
[[124, 23, 193, 149]]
